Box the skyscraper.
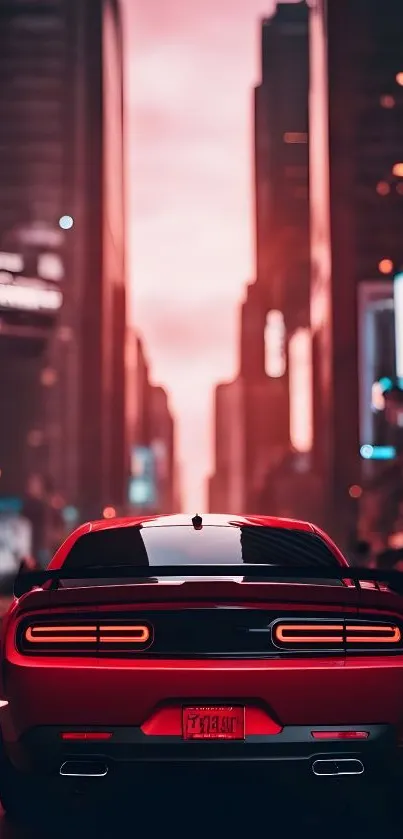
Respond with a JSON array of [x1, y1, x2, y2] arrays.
[[253, 1, 312, 517], [309, 0, 403, 550], [209, 2, 311, 515], [0, 0, 128, 554]]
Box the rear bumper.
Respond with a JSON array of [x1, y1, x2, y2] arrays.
[[5, 654, 403, 732], [5, 723, 402, 781]]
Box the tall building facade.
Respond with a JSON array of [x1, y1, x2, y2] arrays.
[[243, 2, 310, 379], [208, 381, 244, 513], [128, 337, 178, 516], [253, 1, 312, 516], [0, 0, 128, 558], [209, 2, 311, 515], [309, 0, 403, 551]]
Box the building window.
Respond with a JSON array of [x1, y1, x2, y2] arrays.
[[283, 132, 308, 144], [265, 310, 286, 378]]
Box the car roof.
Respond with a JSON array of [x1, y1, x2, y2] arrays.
[[91, 513, 315, 532], [50, 513, 348, 569]]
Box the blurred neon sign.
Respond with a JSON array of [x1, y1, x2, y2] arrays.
[[371, 377, 393, 412], [0, 252, 23, 273], [360, 444, 396, 460], [289, 328, 313, 452], [0, 282, 62, 312], [394, 272, 403, 386]]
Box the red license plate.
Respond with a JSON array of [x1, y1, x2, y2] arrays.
[[182, 706, 245, 740]]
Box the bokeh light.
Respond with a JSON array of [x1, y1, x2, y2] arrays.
[[378, 259, 394, 274], [103, 506, 116, 519], [58, 215, 74, 230], [380, 94, 395, 108]]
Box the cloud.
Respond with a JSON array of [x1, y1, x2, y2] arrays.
[[137, 298, 239, 361]]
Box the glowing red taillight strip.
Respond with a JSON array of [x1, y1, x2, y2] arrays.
[[311, 731, 369, 740], [23, 623, 151, 645], [274, 624, 344, 643], [25, 626, 97, 643], [345, 625, 401, 643], [273, 621, 402, 646], [99, 625, 150, 643]]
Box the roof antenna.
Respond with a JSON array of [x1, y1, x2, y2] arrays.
[[192, 514, 203, 530]]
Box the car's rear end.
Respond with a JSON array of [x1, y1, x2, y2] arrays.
[[1, 516, 403, 825]]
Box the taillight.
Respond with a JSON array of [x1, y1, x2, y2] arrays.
[[345, 624, 401, 643], [99, 625, 150, 643], [272, 619, 402, 650], [273, 624, 344, 644], [18, 620, 152, 654], [25, 626, 98, 644]]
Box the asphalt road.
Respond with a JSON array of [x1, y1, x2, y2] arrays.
[[0, 782, 399, 839]]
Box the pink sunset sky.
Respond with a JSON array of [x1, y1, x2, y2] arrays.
[[123, 0, 293, 511]]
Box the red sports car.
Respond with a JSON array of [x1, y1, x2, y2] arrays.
[[0, 512, 402, 826]]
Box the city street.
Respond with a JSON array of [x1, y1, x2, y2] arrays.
[[0, 805, 374, 839], [0, 4, 402, 839], [0, 781, 398, 839]]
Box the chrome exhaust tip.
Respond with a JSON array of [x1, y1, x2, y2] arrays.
[[312, 759, 364, 777], [60, 760, 108, 778]]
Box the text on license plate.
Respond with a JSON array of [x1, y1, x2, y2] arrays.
[[182, 706, 245, 740]]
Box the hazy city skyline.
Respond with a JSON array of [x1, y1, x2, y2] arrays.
[[123, 0, 288, 510]]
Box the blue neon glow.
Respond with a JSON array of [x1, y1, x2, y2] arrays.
[[360, 444, 396, 460], [62, 505, 79, 524], [378, 377, 393, 392], [0, 497, 22, 514]]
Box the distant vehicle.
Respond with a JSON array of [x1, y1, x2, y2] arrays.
[[0, 513, 402, 827]]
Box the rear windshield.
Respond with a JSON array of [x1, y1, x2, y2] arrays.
[[62, 525, 341, 571]]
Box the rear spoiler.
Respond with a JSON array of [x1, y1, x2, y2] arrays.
[[13, 564, 403, 598]]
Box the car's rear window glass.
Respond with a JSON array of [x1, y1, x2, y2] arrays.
[[62, 525, 341, 570]]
